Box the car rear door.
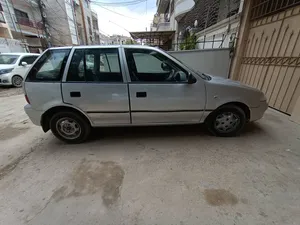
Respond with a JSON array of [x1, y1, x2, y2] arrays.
[[62, 47, 130, 126]]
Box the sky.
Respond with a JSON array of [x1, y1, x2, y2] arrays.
[[91, 0, 157, 37]]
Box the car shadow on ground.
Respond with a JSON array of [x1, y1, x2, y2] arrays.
[[89, 124, 209, 141], [46, 121, 268, 148]]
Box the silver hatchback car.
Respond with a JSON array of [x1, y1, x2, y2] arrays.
[[23, 45, 268, 143]]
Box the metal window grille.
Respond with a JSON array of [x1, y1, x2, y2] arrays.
[[251, 0, 300, 20]]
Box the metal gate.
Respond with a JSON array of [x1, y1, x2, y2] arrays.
[[238, 1, 300, 114]]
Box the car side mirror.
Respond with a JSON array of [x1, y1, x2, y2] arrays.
[[187, 73, 197, 84], [21, 61, 27, 66], [161, 62, 171, 71]]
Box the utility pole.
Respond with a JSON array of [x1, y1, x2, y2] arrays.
[[79, 0, 88, 45], [37, 0, 51, 48]]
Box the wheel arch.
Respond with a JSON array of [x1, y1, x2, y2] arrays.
[[41, 105, 92, 132]]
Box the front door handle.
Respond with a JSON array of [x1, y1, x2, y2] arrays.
[[136, 92, 147, 98], [70, 91, 81, 97]]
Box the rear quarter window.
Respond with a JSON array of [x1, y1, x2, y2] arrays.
[[26, 49, 70, 82]]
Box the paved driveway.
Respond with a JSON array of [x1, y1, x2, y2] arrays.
[[0, 88, 300, 225]]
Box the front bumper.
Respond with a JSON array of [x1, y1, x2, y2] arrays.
[[24, 104, 43, 126], [250, 101, 268, 121], [0, 73, 12, 85]]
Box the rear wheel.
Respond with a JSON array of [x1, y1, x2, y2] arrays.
[[206, 105, 246, 137], [12, 75, 23, 87], [50, 111, 91, 144]]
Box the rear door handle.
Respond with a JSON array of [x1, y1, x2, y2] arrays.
[[70, 91, 81, 97], [136, 92, 147, 98]]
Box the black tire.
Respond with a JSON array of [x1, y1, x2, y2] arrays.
[[205, 104, 246, 137], [49, 111, 91, 144], [12, 75, 23, 87]]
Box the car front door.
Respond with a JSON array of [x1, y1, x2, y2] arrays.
[[62, 47, 130, 126], [15, 56, 39, 78], [123, 47, 206, 124]]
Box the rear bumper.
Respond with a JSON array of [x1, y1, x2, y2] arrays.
[[24, 104, 42, 126], [250, 101, 268, 121]]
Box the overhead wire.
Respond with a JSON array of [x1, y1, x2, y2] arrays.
[[92, 4, 151, 21], [90, 0, 146, 7]]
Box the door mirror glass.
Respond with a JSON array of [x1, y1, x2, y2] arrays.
[[21, 61, 27, 66], [161, 62, 171, 71], [187, 73, 197, 84], [174, 71, 188, 82]]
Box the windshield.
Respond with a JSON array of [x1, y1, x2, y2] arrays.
[[0, 55, 19, 65]]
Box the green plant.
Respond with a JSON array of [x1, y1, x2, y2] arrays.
[[180, 34, 196, 50]]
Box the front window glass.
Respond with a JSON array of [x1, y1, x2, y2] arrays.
[[125, 49, 188, 82], [0, 55, 19, 64]]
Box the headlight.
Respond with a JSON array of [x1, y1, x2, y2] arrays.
[[0, 68, 13, 75]]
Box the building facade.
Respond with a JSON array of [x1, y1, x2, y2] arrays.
[[0, 0, 46, 52], [153, 0, 243, 50], [45, 0, 100, 46]]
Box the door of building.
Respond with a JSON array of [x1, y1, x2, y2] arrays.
[[238, 1, 300, 114]]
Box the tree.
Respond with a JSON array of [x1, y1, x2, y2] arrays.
[[124, 39, 138, 45]]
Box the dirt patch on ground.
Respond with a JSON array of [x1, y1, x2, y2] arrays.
[[204, 189, 238, 206], [0, 125, 29, 141], [52, 159, 125, 207], [0, 87, 23, 97]]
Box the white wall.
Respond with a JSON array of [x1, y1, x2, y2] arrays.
[[0, 37, 26, 53], [168, 48, 231, 78]]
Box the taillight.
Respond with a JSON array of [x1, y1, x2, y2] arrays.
[[25, 95, 30, 104]]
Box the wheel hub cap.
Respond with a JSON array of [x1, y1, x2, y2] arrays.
[[214, 112, 240, 133], [56, 118, 81, 140]]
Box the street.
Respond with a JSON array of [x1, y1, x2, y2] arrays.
[[0, 87, 300, 225]]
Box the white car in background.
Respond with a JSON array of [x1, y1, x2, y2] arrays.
[[0, 53, 40, 87]]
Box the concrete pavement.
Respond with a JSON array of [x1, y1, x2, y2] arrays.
[[0, 88, 300, 225]]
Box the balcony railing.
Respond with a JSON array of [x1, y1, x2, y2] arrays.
[[0, 12, 5, 23], [157, 22, 171, 31], [15, 16, 43, 29]]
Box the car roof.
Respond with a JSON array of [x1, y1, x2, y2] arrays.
[[49, 45, 159, 50], [0, 52, 40, 56]]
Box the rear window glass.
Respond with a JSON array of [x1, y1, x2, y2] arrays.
[[26, 49, 70, 82], [66, 48, 122, 82]]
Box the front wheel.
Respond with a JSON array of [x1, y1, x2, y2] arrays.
[[205, 105, 246, 137], [50, 111, 91, 144], [12, 75, 23, 87]]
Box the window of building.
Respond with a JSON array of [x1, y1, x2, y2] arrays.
[[83, 0, 89, 8], [170, 0, 174, 14], [19, 56, 39, 65], [14, 8, 29, 20], [125, 49, 188, 82], [26, 49, 71, 82], [87, 16, 92, 35], [67, 48, 122, 82]]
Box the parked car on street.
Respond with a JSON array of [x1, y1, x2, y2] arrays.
[[0, 53, 40, 87], [23, 46, 268, 143]]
